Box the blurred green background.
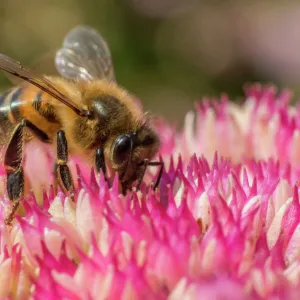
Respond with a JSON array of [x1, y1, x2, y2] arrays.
[[0, 0, 300, 124]]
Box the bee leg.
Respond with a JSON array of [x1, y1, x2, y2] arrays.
[[95, 147, 107, 180], [4, 121, 26, 225], [56, 130, 75, 200], [4, 119, 50, 224], [136, 160, 164, 191], [149, 161, 164, 190], [136, 159, 149, 191]]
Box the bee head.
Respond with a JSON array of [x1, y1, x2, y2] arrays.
[[111, 125, 160, 182]]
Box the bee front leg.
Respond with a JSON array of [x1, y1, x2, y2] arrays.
[[4, 121, 26, 225], [136, 160, 164, 191], [95, 147, 107, 180], [149, 161, 164, 190], [55, 130, 75, 200]]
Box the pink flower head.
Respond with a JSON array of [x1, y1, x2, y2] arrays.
[[1, 84, 300, 299]]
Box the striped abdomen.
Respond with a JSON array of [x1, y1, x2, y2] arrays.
[[0, 85, 61, 146]]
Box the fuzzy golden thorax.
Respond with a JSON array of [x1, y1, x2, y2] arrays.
[[51, 78, 139, 154]]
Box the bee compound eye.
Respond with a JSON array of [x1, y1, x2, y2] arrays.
[[113, 135, 132, 164]]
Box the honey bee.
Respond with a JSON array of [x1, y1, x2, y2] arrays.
[[0, 26, 163, 225]]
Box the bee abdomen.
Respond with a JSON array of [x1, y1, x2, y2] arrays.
[[0, 88, 16, 145], [10, 87, 24, 123], [32, 91, 59, 123], [0, 86, 59, 146]]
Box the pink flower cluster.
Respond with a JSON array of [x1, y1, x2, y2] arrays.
[[1, 84, 300, 299]]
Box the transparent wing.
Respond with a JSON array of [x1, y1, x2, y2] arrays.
[[55, 25, 115, 82], [0, 54, 86, 116]]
